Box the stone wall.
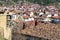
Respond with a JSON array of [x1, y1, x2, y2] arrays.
[[0, 27, 4, 37], [0, 14, 12, 40]]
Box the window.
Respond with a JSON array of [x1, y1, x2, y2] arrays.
[[0, 11, 4, 14], [7, 15, 12, 20], [7, 15, 12, 27]]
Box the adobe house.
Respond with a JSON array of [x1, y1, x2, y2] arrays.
[[0, 11, 12, 40], [0, 10, 23, 40]]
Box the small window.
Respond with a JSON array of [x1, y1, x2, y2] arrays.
[[7, 15, 12, 20], [7, 15, 12, 27], [0, 11, 4, 14]]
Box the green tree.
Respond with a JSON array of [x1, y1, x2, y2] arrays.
[[28, 0, 60, 5]]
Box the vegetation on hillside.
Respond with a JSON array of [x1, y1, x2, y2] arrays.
[[27, 0, 60, 5], [0, 0, 60, 5]]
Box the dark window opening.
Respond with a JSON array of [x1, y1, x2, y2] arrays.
[[7, 15, 12, 27], [0, 11, 4, 14], [7, 15, 12, 20]]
